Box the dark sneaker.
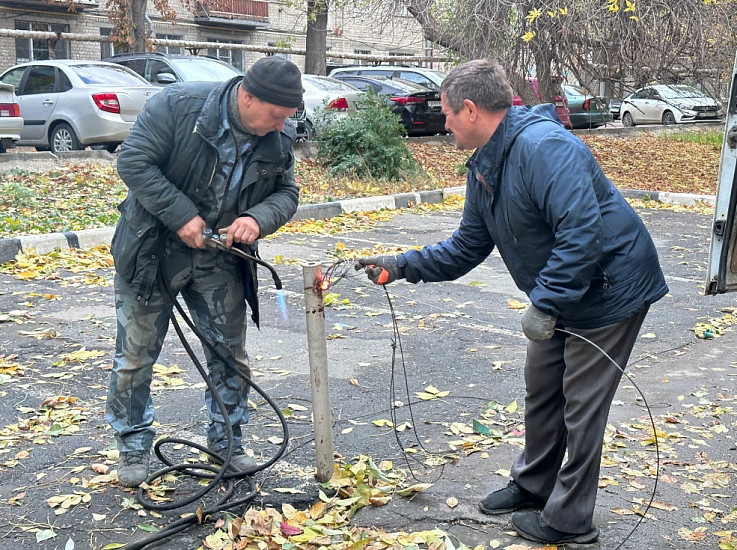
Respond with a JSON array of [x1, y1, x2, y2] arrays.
[[207, 447, 257, 473], [512, 510, 600, 545], [478, 480, 546, 515], [117, 450, 150, 488]]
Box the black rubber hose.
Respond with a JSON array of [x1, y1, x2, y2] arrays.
[[120, 251, 289, 550]]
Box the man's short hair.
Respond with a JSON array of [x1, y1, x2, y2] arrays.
[[440, 59, 514, 114]]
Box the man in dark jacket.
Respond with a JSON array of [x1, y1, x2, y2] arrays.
[[356, 59, 667, 545], [107, 57, 302, 488]]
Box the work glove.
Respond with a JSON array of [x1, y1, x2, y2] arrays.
[[354, 256, 404, 285], [520, 304, 557, 340]]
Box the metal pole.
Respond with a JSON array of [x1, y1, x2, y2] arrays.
[[302, 263, 334, 482]]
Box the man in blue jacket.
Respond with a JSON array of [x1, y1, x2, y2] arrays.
[[108, 57, 302, 488], [357, 59, 667, 545]]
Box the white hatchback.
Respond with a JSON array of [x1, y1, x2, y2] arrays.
[[0, 60, 161, 154], [0, 82, 22, 153], [620, 84, 722, 127]]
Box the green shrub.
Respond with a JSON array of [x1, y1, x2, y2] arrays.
[[315, 91, 422, 181]]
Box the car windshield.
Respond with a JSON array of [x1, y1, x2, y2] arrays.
[[71, 64, 149, 85], [303, 77, 359, 93], [373, 78, 426, 94], [657, 85, 708, 99], [171, 58, 243, 81]]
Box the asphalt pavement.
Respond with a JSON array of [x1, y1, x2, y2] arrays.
[[0, 202, 735, 550]]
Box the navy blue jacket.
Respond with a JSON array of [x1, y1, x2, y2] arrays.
[[399, 104, 667, 329]]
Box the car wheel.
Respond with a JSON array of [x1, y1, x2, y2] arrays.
[[662, 111, 676, 125], [106, 143, 121, 153], [50, 123, 82, 154], [622, 112, 634, 127], [304, 120, 315, 141]]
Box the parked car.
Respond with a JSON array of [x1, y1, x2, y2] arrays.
[[0, 60, 160, 154], [512, 77, 571, 128], [620, 84, 722, 127], [562, 84, 612, 129], [105, 52, 243, 85], [329, 65, 446, 91], [609, 98, 622, 120], [331, 75, 445, 136], [299, 75, 363, 140], [0, 82, 22, 153]]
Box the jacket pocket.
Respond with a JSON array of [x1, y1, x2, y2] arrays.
[[111, 204, 159, 284]]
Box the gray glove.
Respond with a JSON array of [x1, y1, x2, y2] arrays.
[[521, 304, 557, 340], [355, 256, 404, 285]]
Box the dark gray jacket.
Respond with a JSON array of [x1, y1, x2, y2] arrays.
[[111, 77, 299, 325]]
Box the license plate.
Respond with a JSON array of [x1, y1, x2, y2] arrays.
[[428, 101, 441, 108]]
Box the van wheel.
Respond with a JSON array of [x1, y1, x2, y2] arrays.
[[50, 123, 82, 154]]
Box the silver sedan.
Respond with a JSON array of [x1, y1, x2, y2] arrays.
[[0, 60, 161, 154], [0, 82, 22, 153]]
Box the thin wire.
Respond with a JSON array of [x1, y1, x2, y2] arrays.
[[556, 328, 659, 550], [331, 263, 659, 546]]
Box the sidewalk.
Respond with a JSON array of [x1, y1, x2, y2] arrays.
[[0, 184, 716, 266]]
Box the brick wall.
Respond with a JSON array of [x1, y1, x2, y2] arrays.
[[0, 0, 436, 73]]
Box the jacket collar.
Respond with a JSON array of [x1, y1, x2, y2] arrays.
[[467, 104, 561, 184]]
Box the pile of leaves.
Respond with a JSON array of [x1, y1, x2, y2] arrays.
[[198, 455, 459, 550]]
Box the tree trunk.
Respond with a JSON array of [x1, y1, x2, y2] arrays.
[[131, 0, 148, 53], [305, 0, 328, 75]]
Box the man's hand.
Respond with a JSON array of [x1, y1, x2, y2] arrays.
[[219, 216, 261, 247], [354, 256, 404, 285], [177, 215, 207, 249], [521, 304, 557, 340]]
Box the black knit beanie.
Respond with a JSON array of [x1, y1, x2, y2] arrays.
[[241, 57, 303, 108]]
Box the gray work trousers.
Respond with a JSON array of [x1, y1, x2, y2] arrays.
[[510, 307, 648, 533], [106, 240, 250, 454]]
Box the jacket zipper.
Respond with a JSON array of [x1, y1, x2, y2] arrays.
[[195, 122, 219, 196], [597, 262, 611, 289]]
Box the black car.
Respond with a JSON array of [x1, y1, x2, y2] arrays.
[[332, 75, 446, 136], [103, 52, 243, 86]]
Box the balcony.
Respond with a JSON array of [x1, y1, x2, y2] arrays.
[[194, 0, 269, 29]]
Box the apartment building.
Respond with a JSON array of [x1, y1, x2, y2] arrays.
[[0, 0, 441, 72]]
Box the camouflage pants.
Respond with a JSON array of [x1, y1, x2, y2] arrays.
[[106, 240, 251, 454]]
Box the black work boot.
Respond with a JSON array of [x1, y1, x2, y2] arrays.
[[512, 510, 600, 545], [117, 450, 150, 488], [207, 447, 257, 473], [478, 480, 546, 515]]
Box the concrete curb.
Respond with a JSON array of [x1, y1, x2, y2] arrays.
[[0, 184, 713, 266]]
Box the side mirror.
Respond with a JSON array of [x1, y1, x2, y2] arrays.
[[155, 73, 177, 85]]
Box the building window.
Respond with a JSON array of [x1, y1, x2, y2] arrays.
[[267, 42, 291, 62], [100, 28, 115, 59], [353, 49, 370, 66], [156, 34, 183, 55], [207, 39, 244, 70], [15, 21, 69, 62]]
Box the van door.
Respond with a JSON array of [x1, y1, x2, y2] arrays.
[[705, 52, 737, 294]]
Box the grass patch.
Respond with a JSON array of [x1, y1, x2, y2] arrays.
[[661, 129, 723, 150]]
